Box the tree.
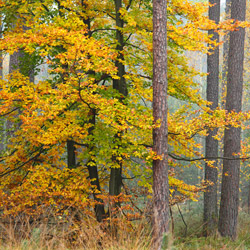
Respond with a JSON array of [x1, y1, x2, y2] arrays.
[[0, 17, 2, 79], [203, 0, 220, 236], [0, 16, 3, 152], [221, 0, 231, 96], [218, 0, 246, 239], [0, 0, 233, 224], [152, 0, 169, 248], [109, 0, 128, 198]]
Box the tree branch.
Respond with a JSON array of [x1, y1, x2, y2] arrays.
[[169, 153, 250, 162]]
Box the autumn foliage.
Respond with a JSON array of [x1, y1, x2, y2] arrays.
[[0, 0, 248, 224]]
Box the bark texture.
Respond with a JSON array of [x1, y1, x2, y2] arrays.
[[218, 0, 246, 239], [152, 0, 169, 248], [87, 110, 106, 222], [203, 0, 220, 236], [221, 0, 231, 96]]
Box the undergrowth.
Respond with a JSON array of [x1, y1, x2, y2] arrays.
[[0, 202, 249, 249]]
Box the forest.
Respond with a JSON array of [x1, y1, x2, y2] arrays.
[[0, 0, 250, 249]]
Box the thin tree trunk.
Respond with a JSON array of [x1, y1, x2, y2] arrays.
[[218, 0, 246, 239], [81, 9, 106, 222], [248, 184, 250, 214], [203, 0, 220, 236], [86, 110, 106, 222], [67, 140, 76, 169], [152, 0, 169, 248], [221, 0, 231, 98], [109, 0, 128, 197]]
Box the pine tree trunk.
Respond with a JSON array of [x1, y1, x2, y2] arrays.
[[218, 0, 246, 239], [221, 0, 231, 96], [152, 0, 169, 248], [203, 0, 220, 236]]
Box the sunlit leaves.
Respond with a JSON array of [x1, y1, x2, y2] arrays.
[[0, 0, 247, 216]]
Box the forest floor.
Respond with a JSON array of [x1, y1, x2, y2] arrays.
[[170, 202, 250, 250], [0, 202, 249, 249]]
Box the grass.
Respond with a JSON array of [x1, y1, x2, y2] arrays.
[[0, 203, 249, 249], [172, 202, 250, 250]]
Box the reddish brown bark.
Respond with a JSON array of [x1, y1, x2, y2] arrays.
[[152, 0, 169, 248]]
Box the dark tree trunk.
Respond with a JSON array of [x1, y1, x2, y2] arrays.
[[152, 0, 169, 248], [112, 0, 127, 97], [248, 184, 250, 214], [203, 0, 220, 236], [86, 110, 106, 222], [78, 8, 106, 221], [218, 0, 246, 239], [67, 140, 76, 169], [109, 0, 128, 197]]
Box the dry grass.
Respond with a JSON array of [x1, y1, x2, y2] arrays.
[[0, 204, 249, 250], [0, 211, 152, 250]]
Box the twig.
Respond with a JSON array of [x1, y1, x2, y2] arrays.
[[177, 203, 187, 237], [169, 206, 174, 236]]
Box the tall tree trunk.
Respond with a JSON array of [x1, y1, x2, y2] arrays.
[[152, 0, 169, 248], [0, 17, 4, 153], [218, 0, 246, 239], [80, 7, 106, 221], [86, 110, 106, 222], [218, 0, 231, 203], [203, 0, 220, 236], [221, 0, 231, 98], [248, 184, 250, 214], [109, 0, 128, 197]]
